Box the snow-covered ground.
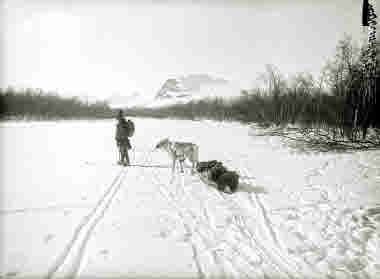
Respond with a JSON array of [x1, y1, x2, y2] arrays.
[[1, 118, 380, 279]]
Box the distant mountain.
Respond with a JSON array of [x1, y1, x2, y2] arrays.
[[155, 74, 228, 101], [146, 74, 240, 108], [107, 74, 242, 109], [155, 79, 189, 99]]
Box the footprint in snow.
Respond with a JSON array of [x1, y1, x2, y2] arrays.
[[99, 249, 109, 258], [153, 230, 169, 239], [159, 231, 169, 238], [112, 223, 121, 231], [44, 233, 55, 244]]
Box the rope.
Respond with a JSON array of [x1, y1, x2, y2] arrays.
[[127, 164, 171, 169], [123, 147, 257, 179], [128, 147, 174, 168]]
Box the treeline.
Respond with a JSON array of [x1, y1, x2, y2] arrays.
[[127, 89, 347, 129], [127, 35, 379, 141], [0, 87, 115, 120]]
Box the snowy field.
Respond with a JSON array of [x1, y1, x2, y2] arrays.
[[1, 118, 380, 279]]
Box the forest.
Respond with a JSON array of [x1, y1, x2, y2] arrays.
[[0, 87, 114, 120]]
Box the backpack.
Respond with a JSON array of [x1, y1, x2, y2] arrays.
[[116, 119, 134, 142], [126, 119, 135, 137]]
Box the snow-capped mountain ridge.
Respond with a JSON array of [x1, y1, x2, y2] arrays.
[[146, 74, 240, 108], [155, 74, 229, 101], [107, 74, 242, 108]]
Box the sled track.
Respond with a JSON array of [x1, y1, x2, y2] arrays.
[[141, 151, 302, 279], [148, 163, 253, 278], [237, 166, 303, 278], [139, 152, 217, 278], [197, 172, 301, 279], [222, 152, 308, 277], [192, 148, 301, 278], [44, 151, 146, 279]]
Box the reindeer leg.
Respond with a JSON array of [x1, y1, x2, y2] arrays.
[[172, 159, 176, 174], [191, 160, 196, 175], [170, 159, 176, 184]]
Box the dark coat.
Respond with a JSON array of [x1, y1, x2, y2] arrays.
[[116, 119, 131, 148]]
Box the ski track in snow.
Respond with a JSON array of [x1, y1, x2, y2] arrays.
[[61, 170, 128, 279], [43, 169, 126, 279], [43, 150, 146, 279]]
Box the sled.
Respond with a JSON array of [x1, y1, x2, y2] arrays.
[[196, 160, 239, 194], [196, 171, 235, 194]]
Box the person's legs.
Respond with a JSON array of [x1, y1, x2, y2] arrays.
[[124, 149, 130, 165], [120, 145, 125, 163], [125, 139, 131, 165], [117, 142, 122, 164], [120, 144, 130, 166]]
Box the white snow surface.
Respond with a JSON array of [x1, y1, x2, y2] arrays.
[[1, 118, 380, 279]]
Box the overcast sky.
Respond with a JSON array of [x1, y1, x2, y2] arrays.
[[1, 0, 379, 100]]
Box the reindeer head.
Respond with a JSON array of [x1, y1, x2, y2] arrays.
[[155, 138, 170, 150]]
